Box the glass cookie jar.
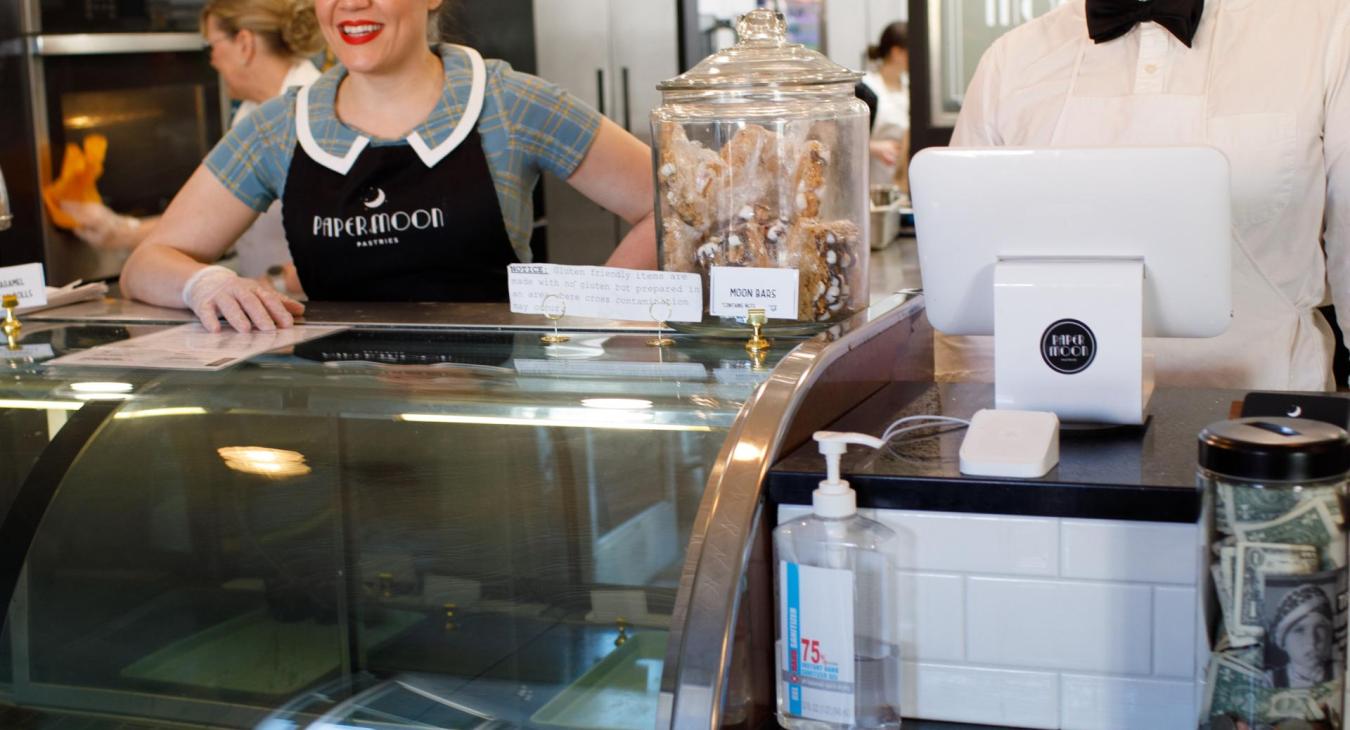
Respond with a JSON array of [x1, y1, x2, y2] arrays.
[[652, 9, 869, 335]]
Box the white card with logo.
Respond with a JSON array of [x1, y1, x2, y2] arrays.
[[0, 264, 48, 308], [709, 266, 799, 319], [508, 264, 702, 322]]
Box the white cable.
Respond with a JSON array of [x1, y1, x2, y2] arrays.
[[880, 415, 971, 443]]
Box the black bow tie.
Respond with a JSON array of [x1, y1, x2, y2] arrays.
[[1087, 0, 1204, 47]]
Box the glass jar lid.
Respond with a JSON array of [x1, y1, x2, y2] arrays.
[[658, 9, 862, 91], [1197, 417, 1350, 482]]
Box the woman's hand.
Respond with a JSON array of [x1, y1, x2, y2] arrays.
[[60, 201, 152, 250], [184, 266, 305, 333], [869, 139, 903, 167]]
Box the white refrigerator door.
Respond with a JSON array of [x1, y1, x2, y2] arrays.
[[609, 0, 678, 145]]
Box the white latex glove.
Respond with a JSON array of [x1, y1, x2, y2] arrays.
[[60, 201, 147, 250], [182, 265, 306, 333]]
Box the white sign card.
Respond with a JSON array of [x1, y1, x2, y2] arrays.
[[0, 264, 48, 308], [708, 266, 799, 319], [2, 344, 55, 360], [46, 323, 346, 371], [508, 264, 702, 323]]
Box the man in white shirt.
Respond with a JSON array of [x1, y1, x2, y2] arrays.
[[941, 0, 1350, 391]]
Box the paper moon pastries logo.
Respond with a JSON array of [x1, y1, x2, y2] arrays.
[[1040, 319, 1097, 375], [362, 187, 387, 209]]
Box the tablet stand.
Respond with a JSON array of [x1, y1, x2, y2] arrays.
[[993, 258, 1154, 425]]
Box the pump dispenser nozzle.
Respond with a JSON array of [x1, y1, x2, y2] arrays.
[[811, 431, 885, 518]]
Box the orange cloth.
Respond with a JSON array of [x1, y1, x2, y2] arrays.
[[42, 135, 108, 229]]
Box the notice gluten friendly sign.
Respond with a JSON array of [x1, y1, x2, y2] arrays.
[[507, 264, 702, 322]]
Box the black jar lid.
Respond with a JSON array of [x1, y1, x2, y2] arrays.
[[1198, 417, 1350, 482]]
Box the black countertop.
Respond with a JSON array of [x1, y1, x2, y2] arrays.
[[768, 383, 1247, 523]]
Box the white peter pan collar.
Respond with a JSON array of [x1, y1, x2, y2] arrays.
[[295, 44, 487, 175]]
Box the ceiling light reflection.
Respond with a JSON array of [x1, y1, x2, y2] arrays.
[[115, 407, 208, 420], [0, 399, 83, 411], [732, 441, 766, 462], [399, 413, 710, 432], [580, 398, 654, 410], [217, 446, 312, 478], [70, 382, 134, 393]]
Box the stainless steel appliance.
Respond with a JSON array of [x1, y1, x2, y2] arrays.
[[0, 0, 225, 284], [532, 0, 678, 265]]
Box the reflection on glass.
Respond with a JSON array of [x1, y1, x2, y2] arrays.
[[69, 382, 134, 394], [217, 446, 312, 478], [115, 406, 209, 420], [0, 324, 768, 728], [580, 398, 655, 410]]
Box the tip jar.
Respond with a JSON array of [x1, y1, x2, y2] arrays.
[[652, 9, 869, 336], [1196, 417, 1350, 729]]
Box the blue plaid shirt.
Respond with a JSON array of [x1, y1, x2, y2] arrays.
[[205, 44, 602, 262]]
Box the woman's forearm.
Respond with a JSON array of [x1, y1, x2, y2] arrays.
[[604, 213, 657, 270], [120, 243, 211, 308]]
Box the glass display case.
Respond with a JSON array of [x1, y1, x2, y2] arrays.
[[0, 297, 931, 729]]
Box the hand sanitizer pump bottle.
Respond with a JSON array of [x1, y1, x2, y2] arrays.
[[774, 432, 902, 730]]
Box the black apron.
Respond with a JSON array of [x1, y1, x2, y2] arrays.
[[281, 48, 517, 302]]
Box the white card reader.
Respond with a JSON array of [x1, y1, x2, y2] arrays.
[[958, 409, 1060, 478]]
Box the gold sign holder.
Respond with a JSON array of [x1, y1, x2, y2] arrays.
[[744, 307, 770, 354], [2, 294, 21, 351], [540, 294, 571, 345], [647, 300, 674, 348]]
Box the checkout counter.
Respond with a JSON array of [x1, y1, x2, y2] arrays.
[[3, 291, 1287, 729], [0, 294, 933, 729]]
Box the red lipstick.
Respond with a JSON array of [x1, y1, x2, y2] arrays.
[[337, 20, 383, 45]]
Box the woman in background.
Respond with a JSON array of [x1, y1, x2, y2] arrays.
[[64, 0, 323, 294], [861, 22, 910, 191]]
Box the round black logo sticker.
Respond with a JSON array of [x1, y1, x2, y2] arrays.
[[1040, 319, 1097, 374]]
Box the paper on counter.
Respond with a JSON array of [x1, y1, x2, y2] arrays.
[[46, 323, 346, 371], [16, 280, 109, 315]]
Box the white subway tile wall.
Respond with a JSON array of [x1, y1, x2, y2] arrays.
[[1152, 586, 1199, 678], [902, 661, 1060, 729], [1060, 519, 1200, 584], [775, 506, 1205, 729], [1059, 674, 1196, 730], [966, 577, 1153, 674], [896, 572, 965, 662], [874, 511, 1060, 576]]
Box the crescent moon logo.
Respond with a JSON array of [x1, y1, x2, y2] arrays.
[[363, 187, 387, 209], [1287, 406, 1303, 418]]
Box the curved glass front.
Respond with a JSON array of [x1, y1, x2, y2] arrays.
[[0, 322, 790, 729]]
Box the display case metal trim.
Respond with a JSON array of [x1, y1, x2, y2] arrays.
[[0, 400, 117, 633]]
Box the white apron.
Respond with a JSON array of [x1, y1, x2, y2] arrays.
[[937, 6, 1334, 391]]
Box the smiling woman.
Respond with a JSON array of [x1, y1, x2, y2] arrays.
[[119, 0, 657, 333]]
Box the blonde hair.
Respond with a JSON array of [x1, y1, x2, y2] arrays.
[[202, 0, 324, 58]]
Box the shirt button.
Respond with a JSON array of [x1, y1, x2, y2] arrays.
[[1145, 63, 1158, 74]]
